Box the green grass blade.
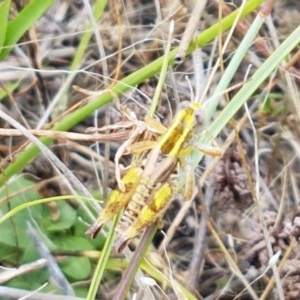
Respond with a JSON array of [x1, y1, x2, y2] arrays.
[[204, 11, 266, 123], [0, 0, 10, 48], [0, 81, 19, 100], [210, 25, 300, 138], [55, 0, 108, 123], [0, 0, 54, 59], [0, 195, 92, 226], [70, 0, 107, 70], [191, 0, 263, 52], [86, 213, 120, 300], [191, 24, 300, 166], [148, 20, 174, 117]]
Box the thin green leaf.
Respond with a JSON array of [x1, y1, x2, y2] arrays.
[[43, 202, 77, 232], [191, 24, 300, 166], [0, 0, 10, 48], [60, 256, 91, 280], [0, 195, 93, 227], [70, 0, 107, 70], [209, 25, 300, 138], [0, 0, 54, 59], [0, 81, 20, 100], [86, 213, 120, 300], [204, 10, 266, 123]]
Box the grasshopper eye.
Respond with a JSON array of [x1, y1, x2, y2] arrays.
[[194, 109, 204, 127]]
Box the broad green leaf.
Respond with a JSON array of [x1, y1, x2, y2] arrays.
[[0, 177, 42, 248], [52, 236, 94, 280], [60, 256, 91, 280], [6, 270, 50, 291], [52, 235, 95, 251], [0, 243, 20, 264], [74, 286, 89, 298], [41, 201, 77, 232]]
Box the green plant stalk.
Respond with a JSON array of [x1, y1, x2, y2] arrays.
[[70, 0, 107, 70], [0, 0, 54, 59], [0, 81, 20, 100], [113, 226, 157, 300], [86, 213, 120, 300], [148, 20, 174, 117], [0, 0, 263, 187], [190, 0, 263, 55], [0, 0, 10, 48], [54, 0, 107, 114]]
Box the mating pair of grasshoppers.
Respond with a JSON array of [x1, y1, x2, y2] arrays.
[[86, 101, 218, 251]]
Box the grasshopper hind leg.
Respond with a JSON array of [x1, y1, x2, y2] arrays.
[[85, 167, 143, 239], [114, 182, 174, 252]]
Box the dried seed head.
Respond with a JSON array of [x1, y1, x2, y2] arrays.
[[212, 144, 252, 210]]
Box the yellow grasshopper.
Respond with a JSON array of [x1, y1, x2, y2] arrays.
[[86, 102, 220, 251]]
